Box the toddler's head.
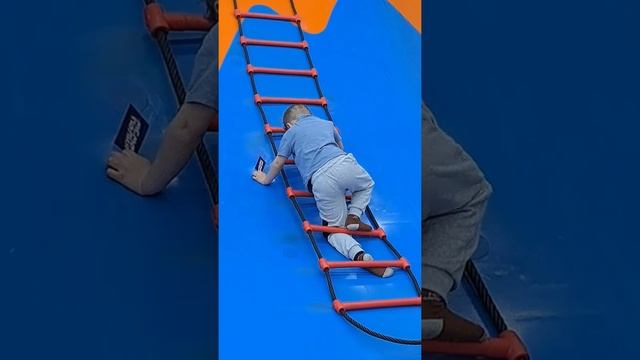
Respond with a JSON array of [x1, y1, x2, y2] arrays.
[[282, 105, 311, 130]]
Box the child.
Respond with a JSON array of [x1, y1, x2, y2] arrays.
[[252, 105, 393, 278], [106, 6, 217, 196], [422, 103, 490, 342]]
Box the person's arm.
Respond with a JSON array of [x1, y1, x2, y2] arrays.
[[252, 155, 287, 185], [143, 102, 215, 193], [252, 129, 293, 185], [107, 103, 216, 195]]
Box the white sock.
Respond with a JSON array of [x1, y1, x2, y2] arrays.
[[363, 253, 394, 278]]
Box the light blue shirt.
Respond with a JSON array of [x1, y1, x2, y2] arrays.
[[277, 115, 345, 185], [185, 25, 217, 112]]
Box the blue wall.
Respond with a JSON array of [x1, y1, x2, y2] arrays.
[[425, 1, 640, 358], [1, 1, 216, 359]]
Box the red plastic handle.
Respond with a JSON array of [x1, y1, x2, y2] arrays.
[[424, 330, 529, 360], [285, 187, 351, 200], [234, 10, 300, 23], [240, 36, 308, 49], [333, 297, 421, 313], [164, 13, 212, 31], [264, 124, 285, 134], [320, 258, 410, 270], [144, 4, 212, 34], [254, 95, 327, 106], [303, 221, 385, 238], [247, 64, 317, 77]]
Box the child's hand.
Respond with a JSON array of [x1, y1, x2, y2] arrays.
[[106, 150, 153, 195], [252, 170, 271, 185]]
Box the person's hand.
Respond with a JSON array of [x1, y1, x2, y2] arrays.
[[106, 150, 155, 195], [252, 170, 271, 185]]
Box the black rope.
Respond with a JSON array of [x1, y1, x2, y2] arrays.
[[144, 0, 218, 206], [207, 0, 219, 24], [236, 0, 419, 345], [464, 260, 508, 333], [323, 270, 337, 299], [343, 312, 421, 345]]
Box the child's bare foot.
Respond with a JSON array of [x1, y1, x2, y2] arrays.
[[355, 252, 394, 278], [346, 214, 372, 231], [422, 289, 486, 342], [106, 150, 153, 195]]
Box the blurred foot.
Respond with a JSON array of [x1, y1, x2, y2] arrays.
[[346, 214, 372, 231], [355, 252, 394, 278], [422, 289, 486, 342]]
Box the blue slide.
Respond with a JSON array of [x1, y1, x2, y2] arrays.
[[220, 1, 421, 359]]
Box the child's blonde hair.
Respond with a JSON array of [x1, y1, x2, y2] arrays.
[[282, 105, 311, 129]]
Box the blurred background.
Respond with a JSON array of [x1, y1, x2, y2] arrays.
[[424, 0, 640, 358]]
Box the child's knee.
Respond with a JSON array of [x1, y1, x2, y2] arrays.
[[470, 177, 492, 206], [478, 179, 492, 202]]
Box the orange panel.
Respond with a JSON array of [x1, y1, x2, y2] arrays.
[[220, 0, 420, 66], [219, 0, 337, 68], [387, 0, 421, 33]]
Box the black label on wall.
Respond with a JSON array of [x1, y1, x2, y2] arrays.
[[114, 105, 149, 153]]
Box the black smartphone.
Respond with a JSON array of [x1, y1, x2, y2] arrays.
[[114, 104, 149, 153], [255, 156, 265, 172]]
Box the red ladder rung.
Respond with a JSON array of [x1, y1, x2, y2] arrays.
[[247, 64, 318, 77], [302, 221, 385, 238], [164, 13, 212, 32], [144, 4, 212, 34], [255, 94, 327, 106], [264, 124, 286, 134], [319, 258, 410, 271], [240, 36, 308, 49], [285, 187, 351, 200], [423, 331, 529, 360], [286, 188, 311, 197], [234, 10, 300, 23], [333, 297, 421, 313]]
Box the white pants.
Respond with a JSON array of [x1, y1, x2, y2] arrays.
[[310, 154, 374, 260]]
